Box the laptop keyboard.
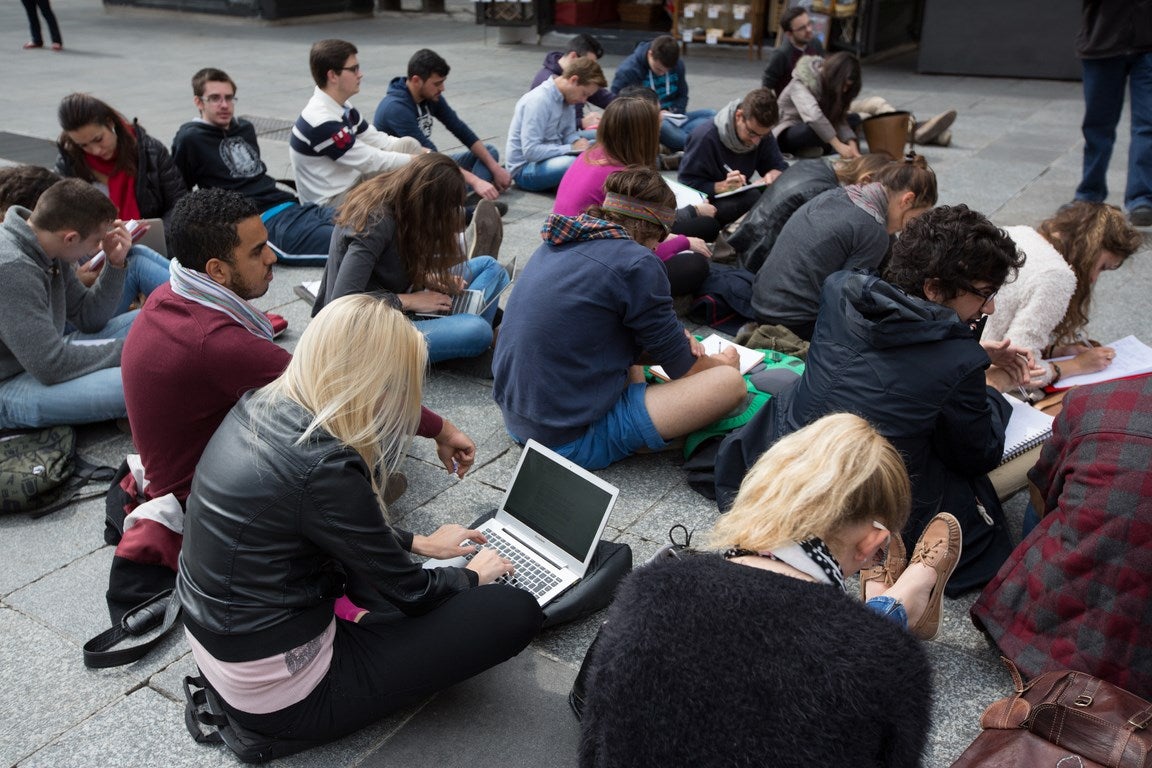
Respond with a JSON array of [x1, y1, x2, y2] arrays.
[[465, 531, 563, 599]]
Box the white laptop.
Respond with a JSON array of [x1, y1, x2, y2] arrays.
[[424, 439, 620, 606]]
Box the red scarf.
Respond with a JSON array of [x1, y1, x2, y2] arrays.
[[83, 125, 140, 220]]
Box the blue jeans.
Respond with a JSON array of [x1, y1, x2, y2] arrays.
[[0, 311, 138, 429], [264, 203, 336, 266], [449, 144, 501, 183], [513, 155, 578, 193], [865, 595, 908, 629], [413, 256, 509, 363], [659, 109, 716, 152], [1076, 52, 1152, 212], [116, 245, 170, 315]]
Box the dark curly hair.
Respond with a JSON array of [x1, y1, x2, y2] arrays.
[[168, 188, 259, 272], [883, 204, 1024, 301], [0, 165, 60, 215]]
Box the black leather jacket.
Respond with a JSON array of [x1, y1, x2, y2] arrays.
[[56, 121, 187, 227], [177, 392, 476, 662]]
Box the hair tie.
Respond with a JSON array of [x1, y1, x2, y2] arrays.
[[601, 191, 676, 232]]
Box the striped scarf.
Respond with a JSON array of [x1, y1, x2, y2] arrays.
[[845, 182, 889, 227], [168, 258, 273, 342]]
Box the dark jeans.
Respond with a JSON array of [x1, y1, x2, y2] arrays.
[[21, 0, 61, 45], [672, 205, 722, 242], [663, 250, 710, 296], [223, 585, 541, 744], [711, 187, 766, 227], [1076, 53, 1152, 212], [264, 203, 336, 266]]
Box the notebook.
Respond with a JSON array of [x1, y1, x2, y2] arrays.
[[1046, 335, 1152, 390], [1001, 393, 1054, 463], [649, 334, 766, 382], [424, 440, 620, 606]]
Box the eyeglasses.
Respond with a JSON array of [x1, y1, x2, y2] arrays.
[[960, 282, 999, 312], [739, 114, 771, 139], [341, 64, 361, 74], [203, 94, 237, 105]]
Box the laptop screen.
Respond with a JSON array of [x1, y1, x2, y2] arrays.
[[503, 444, 615, 561]]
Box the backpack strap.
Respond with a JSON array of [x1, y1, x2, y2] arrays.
[[82, 588, 182, 668], [28, 455, 118, 519]]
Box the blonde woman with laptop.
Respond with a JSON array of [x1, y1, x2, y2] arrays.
[[177, 294, 540, 757]]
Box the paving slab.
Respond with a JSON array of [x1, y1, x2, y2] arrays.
[[357, 649, 581, 768]]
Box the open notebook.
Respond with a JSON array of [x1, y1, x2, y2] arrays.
[[649, 335, 765, 382], [1001, 393, 1054, 463]]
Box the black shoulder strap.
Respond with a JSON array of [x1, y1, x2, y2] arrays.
[[29, 455, 118, 519], [83, 588, 182, 668]]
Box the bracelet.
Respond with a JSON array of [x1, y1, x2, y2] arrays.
[[1050, 362, 1062, 386]]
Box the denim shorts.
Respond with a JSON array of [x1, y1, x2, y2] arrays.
[[550, 383, 667, 470]]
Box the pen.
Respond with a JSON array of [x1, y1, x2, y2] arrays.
[[1015, 353, 1030, 402], [722, 163, 734, 174]]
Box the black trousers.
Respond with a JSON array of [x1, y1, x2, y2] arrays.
[[222, 584, 542, 744], [21, 0, 61, 45]]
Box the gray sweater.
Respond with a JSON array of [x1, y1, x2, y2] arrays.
[[0, 207, 127, 384], [751, 187, 890, 328]]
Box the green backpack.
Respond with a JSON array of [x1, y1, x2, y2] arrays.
[[0, 426, 115, 516]]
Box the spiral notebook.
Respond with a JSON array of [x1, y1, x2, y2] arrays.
[[1001, 393, 1054, 463]]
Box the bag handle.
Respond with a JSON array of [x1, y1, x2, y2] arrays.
[[82, 588, 182, 668]]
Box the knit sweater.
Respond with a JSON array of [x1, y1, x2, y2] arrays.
[[0, 207, 127, 384], [289, 87, 417, 207], [982, 225, 1077, 355], [493, 215, 694, 446], [579, 555, 932, 768]]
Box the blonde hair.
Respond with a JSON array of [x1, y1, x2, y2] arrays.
[[255, 294, 427, 511], [707, 413, 910, 552]]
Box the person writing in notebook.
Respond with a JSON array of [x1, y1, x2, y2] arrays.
[[716, 204, 1037, 596], [494, 167, 746, 471], [177, 294, 541, 760], [678, 87, 789, 228]]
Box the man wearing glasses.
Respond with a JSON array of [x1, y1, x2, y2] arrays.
[[172, 68, 334, 265], [762, 7, 824, 94], [678, 87, 788, 227], [289, 39, 422, 208]]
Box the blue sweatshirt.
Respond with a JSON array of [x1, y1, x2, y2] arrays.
[[493, 214, 696, 446], [372, 76, 480, 152], [610, 41, 690, 114]]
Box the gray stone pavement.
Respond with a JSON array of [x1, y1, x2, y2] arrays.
[[1, 1, 1150, 766]]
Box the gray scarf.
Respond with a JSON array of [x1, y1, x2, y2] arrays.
[[845, 182, 889, 227], [713, 100, 755, 155]]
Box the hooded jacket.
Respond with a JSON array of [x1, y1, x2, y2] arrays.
[[372, 76, 480, 153], [610, 41, 690, 114], [493, 214, 695, 446], [716, 270, 1015, 595], [773, 55, 855, 144], [56, 121, 187, 226], [170, 118, 296, 212]]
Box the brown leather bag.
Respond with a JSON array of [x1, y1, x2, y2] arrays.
[[951, 659, 1152, 767]]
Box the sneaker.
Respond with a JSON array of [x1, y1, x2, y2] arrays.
[[935, 129, 952, 147], [859, 526, 907, 601], [914, 110, 957, 146], [465, 199, 503, 262], [51, 42, 63, 51], [907, 512, 962, 641], [266, 312, 288, 339], [1129, 207, 1152, 227], [23, 41, 43, 49]]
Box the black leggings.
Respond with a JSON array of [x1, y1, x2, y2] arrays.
[[21, 0, 61, 45], [223, 584, 541, 744], [662, 250, 710, 296]]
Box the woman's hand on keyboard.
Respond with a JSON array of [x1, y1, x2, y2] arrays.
[[399, 290, 454, 314], [467, 547, 515, 585], [412, 524, 486, 559]]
